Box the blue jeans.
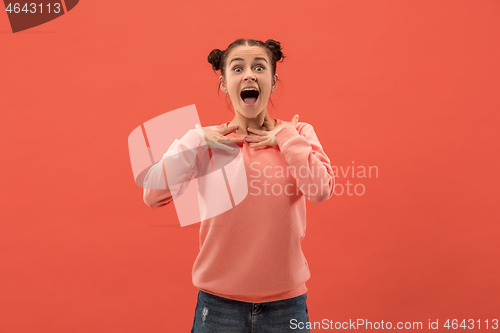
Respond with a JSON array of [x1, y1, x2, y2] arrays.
[[190, 290, 311, 333]]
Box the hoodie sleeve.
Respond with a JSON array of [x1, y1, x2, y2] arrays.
[[142, 128, 205, 209], [275, 122, 335, 204]]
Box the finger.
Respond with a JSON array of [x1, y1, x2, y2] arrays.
[[221, 125, 239, 134], [225, 136, 246, 143], [291, 114, 299, 126], [245, 135, 266, 142], [219, 136, 245, 143], [250, 140, 269, 148], [210, 141, 235, 151], [218, 132, 246, 142]]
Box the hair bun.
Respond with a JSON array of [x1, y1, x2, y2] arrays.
[[207, 49, 224, 71], [265, 39, 284, 62]]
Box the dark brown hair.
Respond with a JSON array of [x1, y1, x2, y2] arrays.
[[207, 38, 285, 109]]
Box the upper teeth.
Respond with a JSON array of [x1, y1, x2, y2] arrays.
[[242, 87, 258, 92]]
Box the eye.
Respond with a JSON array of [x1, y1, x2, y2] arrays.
[[233, 65, 265, 72]]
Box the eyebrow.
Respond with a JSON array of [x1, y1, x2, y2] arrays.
[[229, 57, 268, 65]]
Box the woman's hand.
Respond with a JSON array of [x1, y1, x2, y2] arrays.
[[245, 114, 299, 148], [195, 124, 245, 151]]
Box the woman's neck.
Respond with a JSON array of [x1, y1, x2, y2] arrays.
[[228, 111, 274, 135]]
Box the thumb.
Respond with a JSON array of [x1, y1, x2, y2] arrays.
[[291, 114, 299, 126]]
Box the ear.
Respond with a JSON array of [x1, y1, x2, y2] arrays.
[[272, 74, 278, 90], [219, 76, 226, 91]]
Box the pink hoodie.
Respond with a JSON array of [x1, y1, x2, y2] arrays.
[[143, 119, 334, 303]]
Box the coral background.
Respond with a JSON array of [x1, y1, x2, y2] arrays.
[[1, 0, 499, 331]]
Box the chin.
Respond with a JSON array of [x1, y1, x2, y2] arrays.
[[238, 100, 269, 117], [239, 106, 264, 119]]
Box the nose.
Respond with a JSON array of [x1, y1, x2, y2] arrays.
[[243, 69, 256, 81]]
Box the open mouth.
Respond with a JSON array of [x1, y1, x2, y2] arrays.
[[240, 88, 260, 106]]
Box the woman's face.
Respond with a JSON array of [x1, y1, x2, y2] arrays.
[[220, 45, 277, 119]]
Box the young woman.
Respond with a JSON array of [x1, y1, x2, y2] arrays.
[[143, 38, 335, 332]]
